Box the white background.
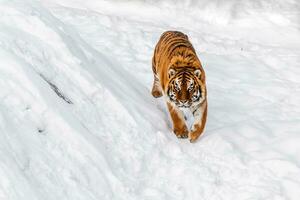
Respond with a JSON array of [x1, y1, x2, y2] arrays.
[[0, 0, 300, 199]]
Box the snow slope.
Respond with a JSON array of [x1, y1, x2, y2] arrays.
[[0, 0, 300, 199]]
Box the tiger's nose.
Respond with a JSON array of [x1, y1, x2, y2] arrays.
[[180, 100, 187, 104]]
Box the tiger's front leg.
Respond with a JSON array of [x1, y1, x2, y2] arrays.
[[189, 100, 207, 142], [167, 102, 188, 138]]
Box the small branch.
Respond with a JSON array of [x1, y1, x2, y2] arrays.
[[39, 74, 73, 104]]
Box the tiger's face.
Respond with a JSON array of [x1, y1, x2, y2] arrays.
[[167, 68, 205, 108]]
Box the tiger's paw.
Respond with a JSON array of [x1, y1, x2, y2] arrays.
[[151, 89, 163, 98], [189, 131, 202, 143], [174, 126, 189, 139]]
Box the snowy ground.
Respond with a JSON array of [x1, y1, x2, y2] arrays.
[[0, 0, 300, 199]]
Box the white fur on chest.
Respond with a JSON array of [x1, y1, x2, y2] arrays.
[[179, 107, 194, 129]]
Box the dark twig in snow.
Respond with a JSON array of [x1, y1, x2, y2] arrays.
[[39, 74, 73, 104]]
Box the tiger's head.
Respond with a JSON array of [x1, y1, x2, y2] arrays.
[[166, 67, 206, 108]]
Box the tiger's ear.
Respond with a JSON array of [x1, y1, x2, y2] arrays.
[[168, 68, 176, 79], [194, 69, 201, 78]]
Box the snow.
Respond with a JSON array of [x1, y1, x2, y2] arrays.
[[0, 0, 300, 199]]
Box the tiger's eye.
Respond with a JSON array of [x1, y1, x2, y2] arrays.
[[189, 84, 193, 91]]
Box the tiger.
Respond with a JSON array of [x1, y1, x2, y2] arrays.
[[151, 31, 207, 142]]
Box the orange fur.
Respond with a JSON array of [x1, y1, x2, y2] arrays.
[[151, 31, 207, 142]]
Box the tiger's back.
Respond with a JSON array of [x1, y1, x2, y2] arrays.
[[152, 31, 205, 99]]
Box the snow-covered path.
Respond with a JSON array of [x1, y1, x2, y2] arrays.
[[1, 0, 300, 199]]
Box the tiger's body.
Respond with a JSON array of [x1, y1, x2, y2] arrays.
[[151, 31, 207, 142]]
